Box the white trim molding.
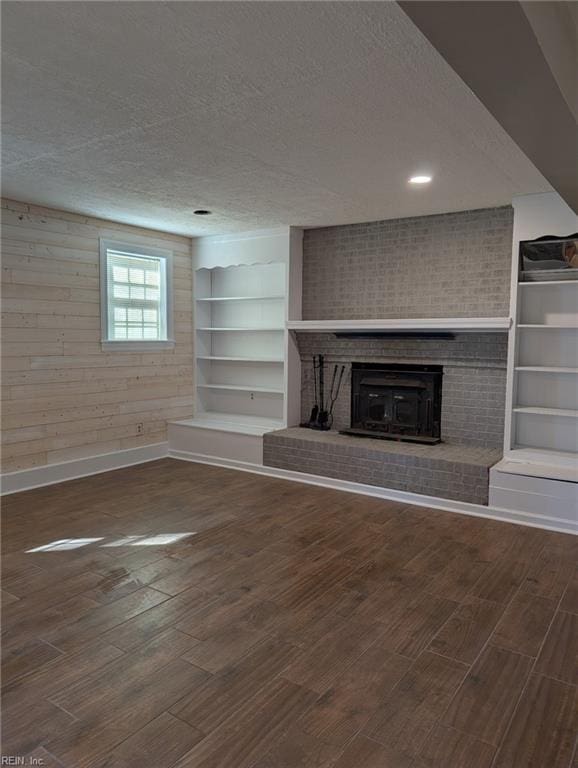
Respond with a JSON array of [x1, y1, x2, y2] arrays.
[[169, 449, 577, 535], [99, 238, 174, 348], [1, 443, 168, 495]]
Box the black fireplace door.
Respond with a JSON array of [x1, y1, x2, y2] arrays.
[[359, 384, 422, 433], [391, 388, 421, 431]]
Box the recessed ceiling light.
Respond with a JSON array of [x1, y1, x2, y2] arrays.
[[409, 175, 432, 185], [194, 209, 212, 215]]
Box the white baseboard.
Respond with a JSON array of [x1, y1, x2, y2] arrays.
[[2, 443, 574, 534], [169, 449, 577, 535], [1, 443, 169, 495]]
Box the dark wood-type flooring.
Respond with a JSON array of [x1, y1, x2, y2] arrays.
[[2, 458, 577, 767]]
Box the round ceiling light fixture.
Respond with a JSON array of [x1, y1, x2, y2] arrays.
[[193, 209, 212, 215], [409, 175, 432, 185]]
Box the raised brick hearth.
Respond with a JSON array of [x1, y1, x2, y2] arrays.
[[263, 427, 502, 505]]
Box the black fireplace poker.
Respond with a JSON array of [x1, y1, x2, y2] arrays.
[[303, 356, 345, 431]]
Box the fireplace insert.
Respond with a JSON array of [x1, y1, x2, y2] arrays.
[[341, 363, 443, 444]]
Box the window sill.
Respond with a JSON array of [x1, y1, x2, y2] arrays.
[[101, 340, 176, 352]]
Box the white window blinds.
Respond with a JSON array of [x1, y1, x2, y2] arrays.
[[104, 247, 169, 341]]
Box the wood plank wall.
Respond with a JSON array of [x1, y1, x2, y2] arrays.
[[1, 198, 194, 473]]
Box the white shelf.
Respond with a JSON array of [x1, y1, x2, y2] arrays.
[[518, 324, 578, 329], [519, 280, 578, 287], [197, 383, 284, 394], [515, 366, 578, 374], [513, 406, 578, 418], [287, 317, 511, 332], [172, 413, 284, 436], [196, 295, 285, 302], [495, 447, 578, 483], [197, 356, 284, 363], [197, 327, 285, 332]]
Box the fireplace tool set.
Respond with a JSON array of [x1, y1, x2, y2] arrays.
[[304, 354, 345, 430]]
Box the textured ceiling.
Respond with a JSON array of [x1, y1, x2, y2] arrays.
[[1, 1, 550, 236]]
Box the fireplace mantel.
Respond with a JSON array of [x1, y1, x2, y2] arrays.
[[287, 317, 511, 333]]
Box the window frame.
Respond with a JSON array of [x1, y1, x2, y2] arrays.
[[100, 238, 175, 350]]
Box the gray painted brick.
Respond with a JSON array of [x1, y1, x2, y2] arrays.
[[264, 428, 501, 505], [302, 206, 513, 320]]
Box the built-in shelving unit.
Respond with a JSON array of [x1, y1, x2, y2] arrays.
[[493, 195, 578, 497], [195, 260, 288, 428], [512, 278, 578, 456], [490, 194, 578, 525], [168, 228, 303, 463]]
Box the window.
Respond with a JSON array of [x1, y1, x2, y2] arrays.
[[100, 240, 173, 348]]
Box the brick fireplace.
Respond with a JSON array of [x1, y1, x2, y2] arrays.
[[263, 205, 513, 506]]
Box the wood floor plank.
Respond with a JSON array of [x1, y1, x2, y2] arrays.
[[171, 636, 301, 734], [378, 592, 458, 658], [174, 587, 263, 640], [170, 678, 318, 768], [302, 644, 411, 746], [47, 659, 210, 768], [331, 735, 412, 768], [363, 651, 466, 759], [41, 586, 171, 651], [101, 587, 212, 651], [50, 628, 200, 717], [0, 588, 20, 606], [250, 726, 344, 768], [442, 645, 533, 746], [426, 552, 489, 602], [493, 673, 578, 768], [281, 618, 383, 694], [1, 637, 64, 686], [3, 594, 101, 651], [181, 624, 267, 672], [520, 544, 575, 601], [469, 559, 528, 604], [427, 596, 504, 664], [1, 695, 75, 756], [559, 568, 578, 614], [413, 724, 496, 768], [534, 610, 578, 685], [89, 712, 204, 768], [490, 591, 557, 657], [1, 637, 125, 704]]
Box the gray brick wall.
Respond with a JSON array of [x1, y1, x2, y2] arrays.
[[302, 206, 513, 320], [297, 333, 507, 449]]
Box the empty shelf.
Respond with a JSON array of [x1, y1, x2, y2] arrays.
[[496, 447, 578, 483], [516, 366, 578, 373], [518, 324, 578, 329], [197, 356, 284, 363], [196, 295, 285, 302], [513, 406, 578, 418], [171, 412, 285, 435], [197, 327, 284, 332], [519, 280, 578, 287], [197, 383, 284, 394]]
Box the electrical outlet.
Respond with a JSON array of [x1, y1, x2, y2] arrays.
[[136, 423, 144, 434]]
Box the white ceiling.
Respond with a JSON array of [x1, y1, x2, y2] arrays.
[[2, 1, 551, 236]]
